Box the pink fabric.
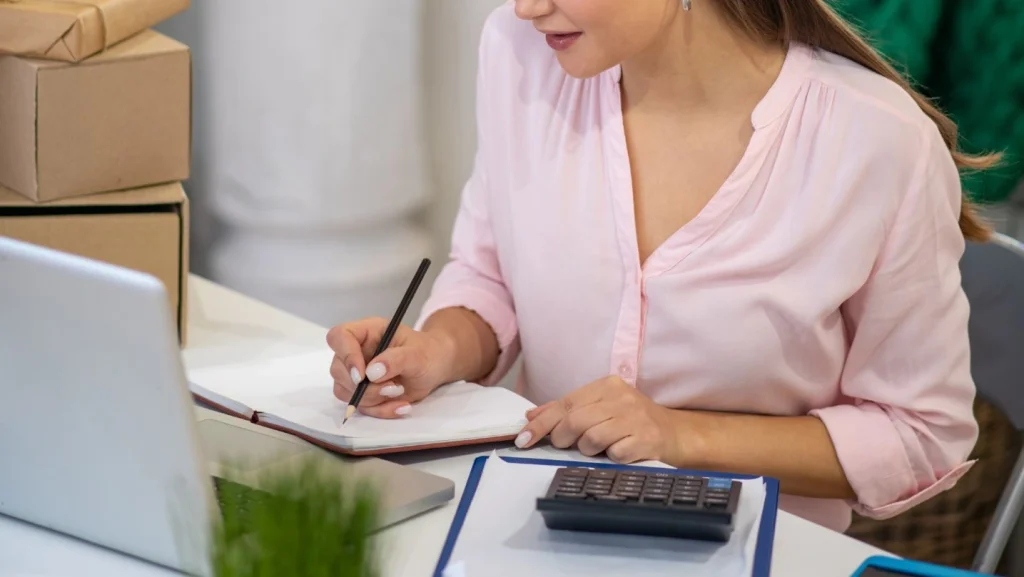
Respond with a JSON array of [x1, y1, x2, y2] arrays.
[[415, 4, 978, 533]]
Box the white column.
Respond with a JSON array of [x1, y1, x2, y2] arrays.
[[180, 0, 433, 326], [422, 0, 505, 248]]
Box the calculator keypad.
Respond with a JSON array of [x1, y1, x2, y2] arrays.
[[538, 466, 741, 542], [549, 467, 739, 512]]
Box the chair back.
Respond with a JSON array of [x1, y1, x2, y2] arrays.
[[961, 233, 1024, 431]]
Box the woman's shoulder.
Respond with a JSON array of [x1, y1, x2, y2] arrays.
[[798, 45, 944, 155]]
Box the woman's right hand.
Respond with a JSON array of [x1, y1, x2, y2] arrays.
[[326, 317, 455, 419]]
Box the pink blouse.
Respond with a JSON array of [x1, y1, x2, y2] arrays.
[[415, 3, 978, 532]]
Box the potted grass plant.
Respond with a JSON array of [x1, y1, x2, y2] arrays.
[[210, 458, 381, 577]]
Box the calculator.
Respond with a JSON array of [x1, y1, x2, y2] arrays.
[[536, 466, 741, 542]]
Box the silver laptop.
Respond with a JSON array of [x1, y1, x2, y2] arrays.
[[0, 236, 454, 576]]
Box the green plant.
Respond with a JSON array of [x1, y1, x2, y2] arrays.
[[212, 458, 381, 577]]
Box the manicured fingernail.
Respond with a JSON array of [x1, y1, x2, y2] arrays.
[[515, 431, 532, 448], [366, 362, 386, 382], [380, 385, 405, 398], [395, 404, 412, 416], [350, 367, 361, 384]]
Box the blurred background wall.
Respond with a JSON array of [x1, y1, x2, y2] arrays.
[[157, 0, 504, 328]]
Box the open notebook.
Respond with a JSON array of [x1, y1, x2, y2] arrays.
[[187, 349, 536, 456]]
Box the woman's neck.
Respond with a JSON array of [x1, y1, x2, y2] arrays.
[[619, 7, 786, 121]]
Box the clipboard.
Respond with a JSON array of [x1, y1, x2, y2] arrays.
[[434, 455, 781, 577]]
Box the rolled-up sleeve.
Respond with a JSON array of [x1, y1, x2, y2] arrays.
[[414, 153, 520, 386], [414, 16, 520, 386], [809, 129, 979, 519]]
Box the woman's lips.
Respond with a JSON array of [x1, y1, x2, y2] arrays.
[[545, 32, 581, 51]]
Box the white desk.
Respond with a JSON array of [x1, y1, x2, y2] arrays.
[[0, 275, 891, 576]]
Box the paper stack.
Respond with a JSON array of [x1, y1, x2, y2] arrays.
[[0, 0, 192, 344]]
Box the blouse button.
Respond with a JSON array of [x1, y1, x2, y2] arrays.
[[618, 363, 633, 379]]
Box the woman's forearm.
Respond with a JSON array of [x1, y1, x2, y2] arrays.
[[666, 410, 856, 500], [421, 307, 500, 384]]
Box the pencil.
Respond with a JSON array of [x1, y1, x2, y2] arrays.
[[343, 257, 431, 424]]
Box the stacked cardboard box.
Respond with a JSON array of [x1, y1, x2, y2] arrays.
[[0, 0, 191, 344]]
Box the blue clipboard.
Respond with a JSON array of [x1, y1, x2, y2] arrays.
[[433, 455, 781, 577]]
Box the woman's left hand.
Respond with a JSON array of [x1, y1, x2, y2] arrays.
[[514, 375, 679, 464]]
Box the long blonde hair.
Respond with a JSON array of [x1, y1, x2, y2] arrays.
[[715, 0, 999, 242]]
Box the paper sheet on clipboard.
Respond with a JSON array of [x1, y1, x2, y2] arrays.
[[442, 454, 767, 577]]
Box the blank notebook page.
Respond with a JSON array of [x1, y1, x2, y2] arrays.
[[188, 349, 535, 445]]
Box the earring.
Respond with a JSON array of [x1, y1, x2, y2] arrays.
[[682, 0, 691, 10]]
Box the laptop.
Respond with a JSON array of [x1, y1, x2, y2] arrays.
[[0, 236, 454, 575]]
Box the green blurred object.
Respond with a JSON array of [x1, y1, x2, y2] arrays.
[[931, 0, 1024, 203], [830, 0, 944, 87], [212, 459, 381, 577], [831, 0, 1024, 203]]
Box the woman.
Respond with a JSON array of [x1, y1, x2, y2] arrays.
[[327, 0, 997, 532]]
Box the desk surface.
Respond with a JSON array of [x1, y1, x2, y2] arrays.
[[0, 274, 891, 576]]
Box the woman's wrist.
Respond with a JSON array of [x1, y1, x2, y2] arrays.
[[657, 407, 710, 469], [420, 307, 500, 384]]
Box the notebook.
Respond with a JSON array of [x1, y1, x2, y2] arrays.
[[434, 453, 780, 577], [186, 349, 536, 456]]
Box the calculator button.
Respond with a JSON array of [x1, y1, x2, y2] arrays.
[[555, 492, 586, 499], [617, 490, 641, 499], [621, 473, 646, 482], [707, 478, 732, 489], [586, 487, 611, 497], [672, 495, 699, 505], [563, 468, 590, 477], [596, 494, 626, 502], [591, 470, 616, 480], [650, 472, 674, 479]]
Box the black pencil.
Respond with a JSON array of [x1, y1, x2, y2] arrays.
[[343, 257, 431, 424]]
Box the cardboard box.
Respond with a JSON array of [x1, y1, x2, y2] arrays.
[[0, 0, 189, 62], [0, 29, 191, 202], [0, 182, 190, 345]]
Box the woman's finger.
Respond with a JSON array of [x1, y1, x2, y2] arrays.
[[549, 401, 618, 450], [327, 322, 378, 384], [526, 401, 555, 420], [576, 417, 630, 457], [604, 434, 644, 464], [364, 343, 428, 387], [333, 375, 405, 406], [356, 398, 413, 419]]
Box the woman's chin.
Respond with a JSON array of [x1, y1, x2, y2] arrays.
[[555, 53, 613, 80]]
